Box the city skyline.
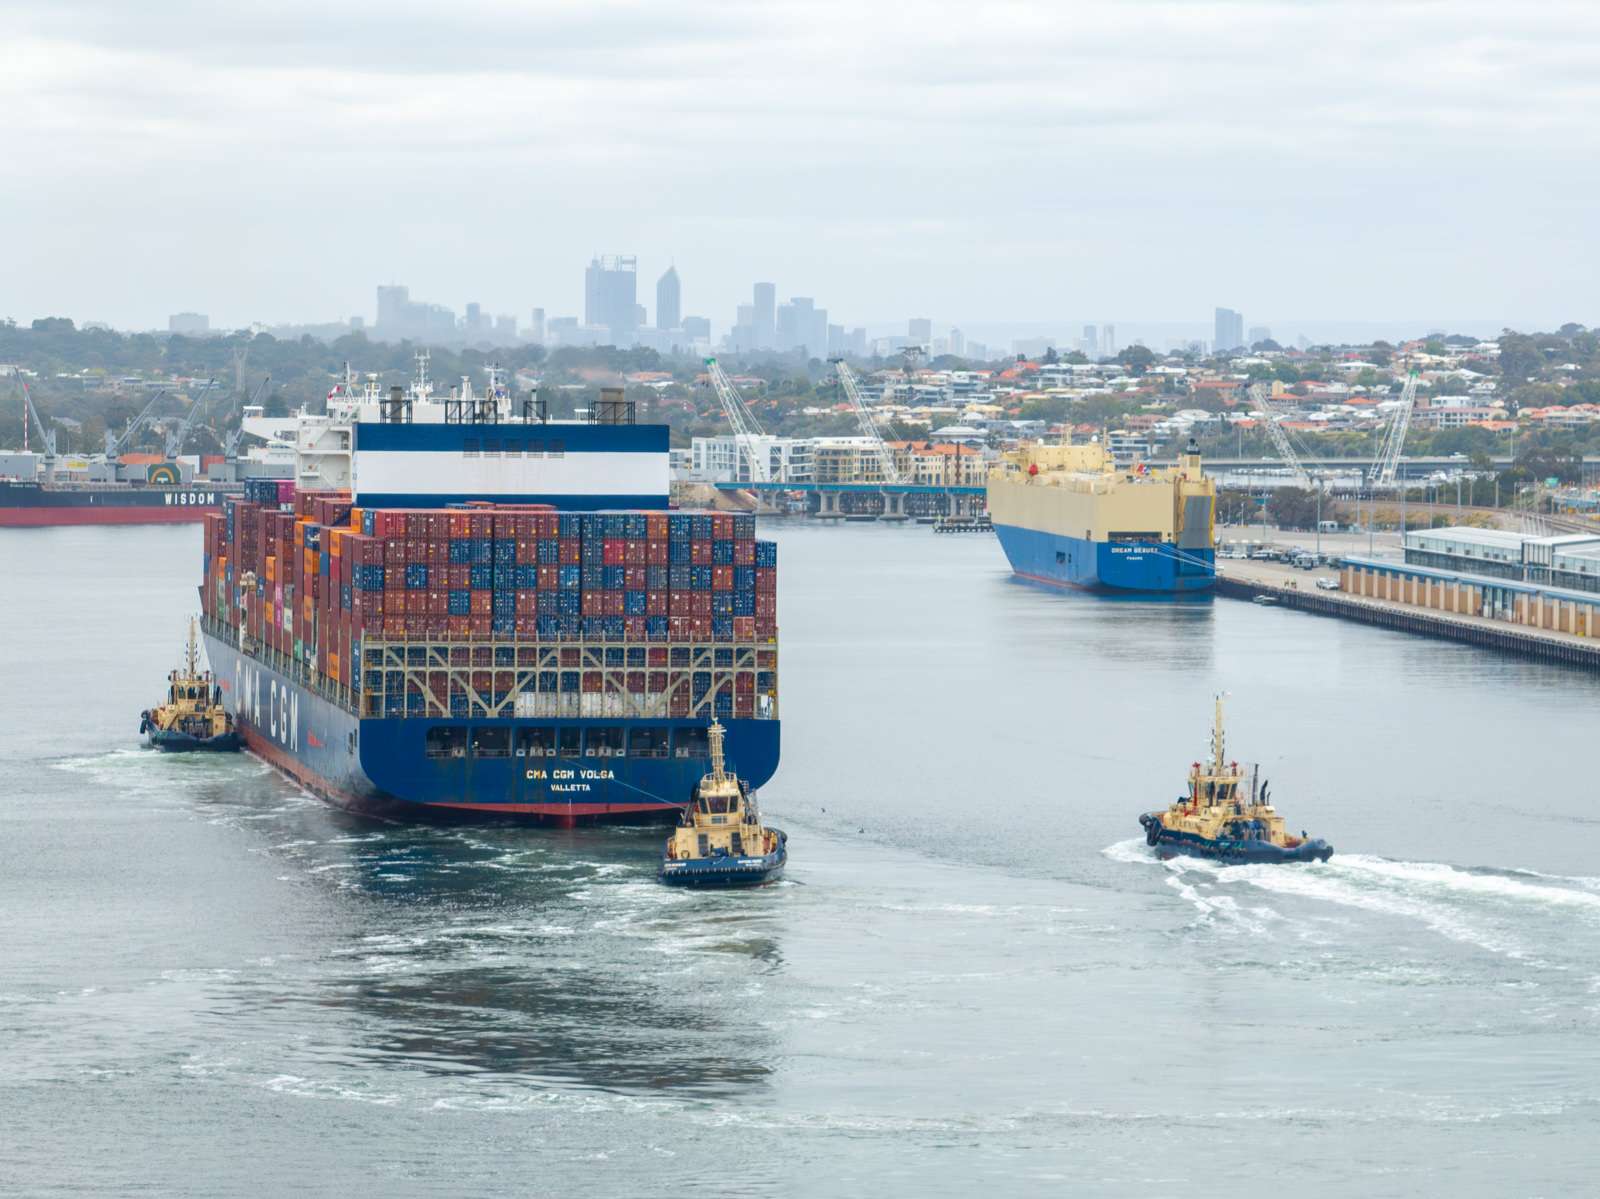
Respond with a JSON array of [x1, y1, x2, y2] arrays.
[[3, 2, 1596, 335]]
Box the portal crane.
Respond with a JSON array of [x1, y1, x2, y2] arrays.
[[164, 378, 217, 458], [1372, 371, 1419, 490], [832, 359, 904, 486], [1246, 382, 1313, 489], [703, 357, 771, 484], [104, 389, 168, 459]]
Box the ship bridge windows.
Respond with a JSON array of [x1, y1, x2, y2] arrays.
[[425, 726, 468, 760], [629, 727, 670, 758], [586, 727, 625, 757], [1109, 530, 1163, 542], [519, 727, 557, 757], [674, 726, 709, 759], [472, 727, 510, 758]]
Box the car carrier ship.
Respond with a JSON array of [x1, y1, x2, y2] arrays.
[[196, 371, 779, 825], [985, 437, 1216, 592]]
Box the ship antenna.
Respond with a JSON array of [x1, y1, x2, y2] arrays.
[[186, 616, 199, 678], [708, 719, 727, 782], [1211, 693, 1226, 772]]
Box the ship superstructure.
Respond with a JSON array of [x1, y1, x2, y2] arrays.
[[986, 438, 1215, 592], [197, 372, 780, 825]]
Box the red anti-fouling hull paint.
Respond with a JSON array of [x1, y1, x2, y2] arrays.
[[0, 505, 216, 528]]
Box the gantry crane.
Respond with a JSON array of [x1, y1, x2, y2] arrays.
[[831, 359, 904, 487], [703, 357, 772, 484]]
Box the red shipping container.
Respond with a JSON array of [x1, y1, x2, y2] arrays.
[[756, 568, 776, 593], [669, 615, 691, 640], [515, 539, 538, 564], [623, 565, 646, 590], [734, 541, 755, 566], [754, 616, 776, 638], [602, 539, 625, 566], [583, 591, 605, 616], [646, 591, 668, 616], [756, 594, 776, 618], [648, 670, 668, 691], [559, 539, 581, 565], [427, 540, 448, 566], [734, 616, 755, 640], [537, 564, 559, 590], [470, 513, 493, 538], [516, 590, 537, 615], [469, 614, 491, 638], [670, 592, 695, 616], [603, 590, 625, 617], [515, 615, 538, 638], [582, 672, 603, 693], [471, 590, 492, 615], [734, 694, 754, 719], [646, 513, 669, 540], [646, 540, 669, 566], [690, 541, 712, 565], [624, 540, 645, 566], [693, 593, 713, 618], [712, 514, 733, 539], [624, 617, 647, 641], [712, 565, 733, 591], [690, 617, 713, 640]]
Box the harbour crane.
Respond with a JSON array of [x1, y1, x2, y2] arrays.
[[103, 388, 168, 460], [13, 372, 57, 457], [221, 375, 272, 457], [1371, 371, 1420, 490], [832, 359, 904, 486], [163, 377, 217, 458], [703, 357, 772, 484], [1246, 382, 1313, 489]]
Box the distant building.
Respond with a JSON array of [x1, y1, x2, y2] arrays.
[[908, 317, 932, 346], [1012, 336, 1057, 359], [948, 327, 966, 357], [1081, 325, 1099, 357], [682, 316, 711, 342], [374, 283, 456, 343], [690, 435, 814, 484], [656, 266, 681, 332], [584, 255, 639, 344], [529, 307, 546, 345], [1101, 324, 1117, 357], [753, 283, 776, 349], [168, 312, 209, 335], [1214, 307, 1245, 353], [494, 314, 517, 343], [777, 297, 827, 356], [1247, 325, 1273, 346]]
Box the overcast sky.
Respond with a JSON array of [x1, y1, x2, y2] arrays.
[[2, 0, 1597, 338]]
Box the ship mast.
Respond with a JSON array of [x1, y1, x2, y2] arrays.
[[185, 616, 199, 678], [707, 720, 727, 783], [1210, 693, 1226, 773]]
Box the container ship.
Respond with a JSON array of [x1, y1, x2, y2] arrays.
[[0, 477, 243, 527], [985, 438, 1215, 592], [196, 378, 779, 825]]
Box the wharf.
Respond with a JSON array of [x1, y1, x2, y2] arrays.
[[1218, 559, 1600, 671]]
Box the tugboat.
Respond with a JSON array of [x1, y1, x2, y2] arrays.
[[660, 720, 786, 887], [1139, 696, 1332, 864], [139, 618, 242, 753]]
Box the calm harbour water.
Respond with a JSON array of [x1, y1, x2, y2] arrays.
[[2, 522, 1597, 1197]]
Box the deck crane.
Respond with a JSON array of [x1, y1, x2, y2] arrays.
[[14, 373, 57, 457], [103, 388, 168, 459], [221, 375, 272, 457], [163, 377, 217, 458], [1372, 371, 1420, 490], [831, 359, 904, 487], [1246, 382, 1313, 489], [703, 357, 772, 484]]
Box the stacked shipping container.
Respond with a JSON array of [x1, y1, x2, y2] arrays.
[[201, 494, 778, 723]]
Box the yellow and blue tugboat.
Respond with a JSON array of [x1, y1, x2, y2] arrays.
[[139, 619, 241, 753], [1139, 697, 1332, 864], [660, 720, 786, 887]]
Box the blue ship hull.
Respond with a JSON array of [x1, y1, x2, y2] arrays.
[[203, 631, 781, 825], [993, 524, 1214, 593]]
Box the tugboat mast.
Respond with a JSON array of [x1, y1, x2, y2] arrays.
[[707, 719, 728, 783], [1210, 693, 1226, 773]]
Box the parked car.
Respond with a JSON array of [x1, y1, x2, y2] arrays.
[[1316, 577, 1340, 591]]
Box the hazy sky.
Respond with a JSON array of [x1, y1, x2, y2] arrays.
[[3, 0, 1597, 336]]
